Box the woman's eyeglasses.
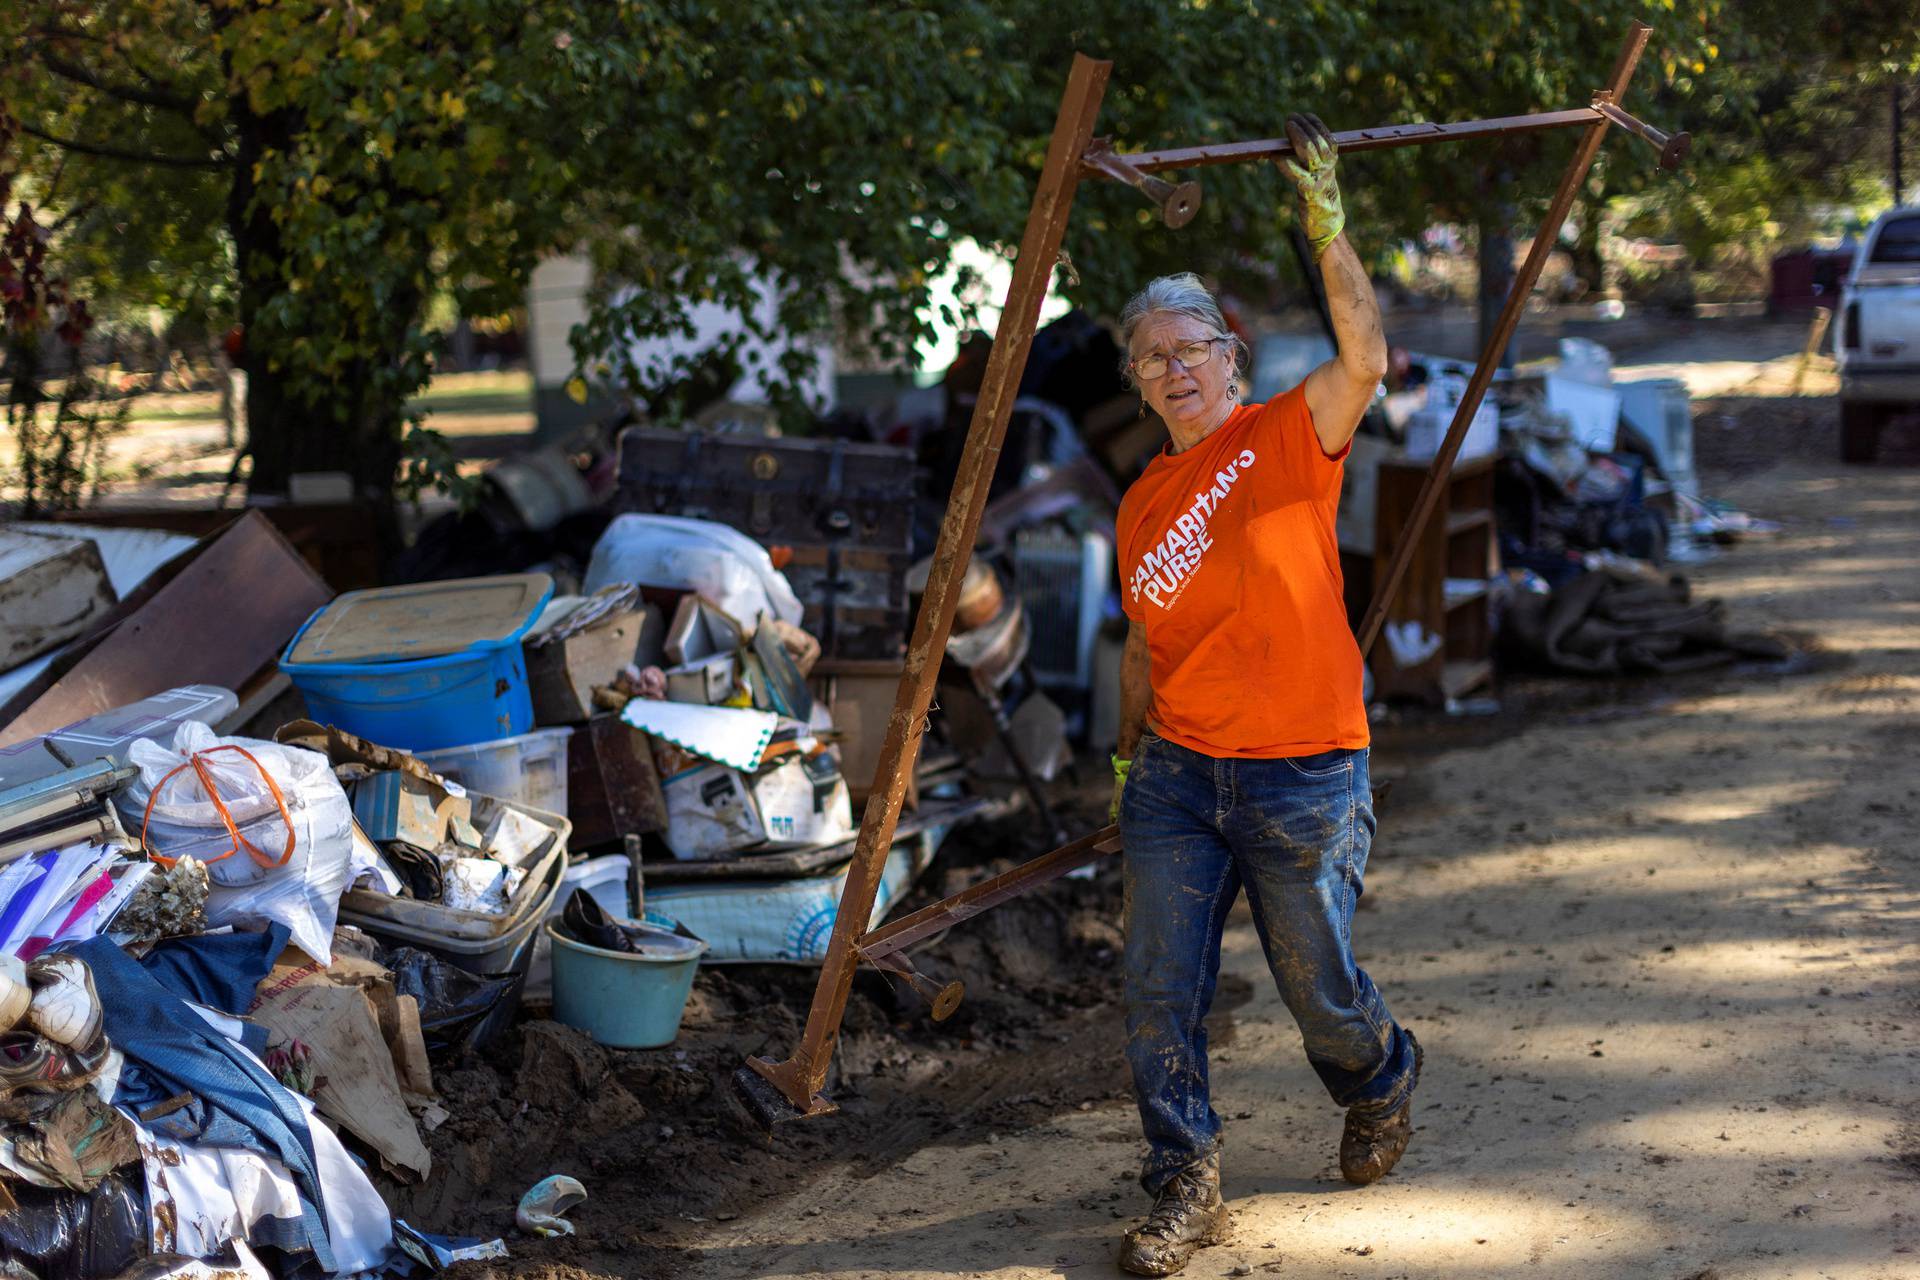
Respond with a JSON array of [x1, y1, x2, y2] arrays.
[[1130, 337, 1223, 381]]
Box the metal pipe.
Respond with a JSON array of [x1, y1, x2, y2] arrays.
[[858, 825, 1123, 964], [1592, 98, 1690, 170], [859, 947, 966, 1022], [1355, 21, 1654, 661], [1081, 138, 1202, 227], [1111, 107, 1604, 174]]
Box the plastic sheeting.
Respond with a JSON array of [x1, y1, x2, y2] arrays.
[[0, 1167, 148, 1280], [118, 723, 355, 963], [583, 514, 803, 630], [385, 946, 521, 1059]]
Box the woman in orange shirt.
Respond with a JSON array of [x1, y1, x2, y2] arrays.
[[1109, 115, 1420, 1278]]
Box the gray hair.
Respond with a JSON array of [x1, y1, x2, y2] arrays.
[[1116, 272, 1250, 387]]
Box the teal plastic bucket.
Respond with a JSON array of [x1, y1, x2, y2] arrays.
[[546, 917, 708, 1049]]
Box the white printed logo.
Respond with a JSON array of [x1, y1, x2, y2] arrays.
[[1128, 448, 1256, 612]]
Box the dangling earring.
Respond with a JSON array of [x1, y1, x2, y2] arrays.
[[1227, 384, 1239, 402], [1137, 399, 1147, 419]]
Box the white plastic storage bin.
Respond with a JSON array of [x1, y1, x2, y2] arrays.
[[1616, 378, 1695, 493], [414, 726, 572, 817]]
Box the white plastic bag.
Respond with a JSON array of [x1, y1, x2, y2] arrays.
[[583, 514, 803, 629], [117, 722, 354, 963]]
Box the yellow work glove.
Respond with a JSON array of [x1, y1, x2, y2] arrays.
[[1279, 112, 1343, 261], [1110, 754, 1132, 823]]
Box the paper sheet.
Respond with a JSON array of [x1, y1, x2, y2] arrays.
[[620, 699, 777, 772]]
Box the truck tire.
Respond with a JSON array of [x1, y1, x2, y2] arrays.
[[1840, 399, 1881, 464]]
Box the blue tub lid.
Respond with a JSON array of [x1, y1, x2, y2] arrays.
[[287, 573, 554, 665]]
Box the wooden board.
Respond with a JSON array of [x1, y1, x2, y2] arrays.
[[565, 714, 667, 849], [0, 529, 115, 669], [39, 503, 383, 592], [0, 512, 332, 747]]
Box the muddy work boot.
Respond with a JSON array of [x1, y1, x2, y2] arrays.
[[1340, 1033, 1423, 1185], [1119, 1152, 1228, 1277]]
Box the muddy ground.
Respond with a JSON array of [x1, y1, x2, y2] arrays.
[[387, 353, 1917, 1280]]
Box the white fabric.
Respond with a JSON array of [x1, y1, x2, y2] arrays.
[[136, 1238, 274, 1280], [131, 1093, 392, 1274]]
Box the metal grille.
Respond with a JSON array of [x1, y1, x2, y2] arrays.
[[1011, 527, 1093, 688]]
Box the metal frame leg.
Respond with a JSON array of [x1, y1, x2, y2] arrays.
[[744, 52, 1115, 1117]]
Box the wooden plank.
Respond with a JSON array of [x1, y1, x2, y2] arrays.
[[0, 530, 115, 669], [0, 512, 332, 747], [1446, 510, 1493, 537], [564, 714, 667, 848]]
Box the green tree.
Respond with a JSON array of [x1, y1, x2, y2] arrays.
[[5, 0, 1738, 520], [1619, 2, 1920, 299]]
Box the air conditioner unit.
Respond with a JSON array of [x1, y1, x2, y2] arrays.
[[1010, 526, 1111, 692]]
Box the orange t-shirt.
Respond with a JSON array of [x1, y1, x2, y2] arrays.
[[1116, 384, 1368, 758]]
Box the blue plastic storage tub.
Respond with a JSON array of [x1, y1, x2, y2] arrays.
[[279, 574, 553, 752]]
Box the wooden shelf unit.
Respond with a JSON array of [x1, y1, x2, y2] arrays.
[[1370, 454, 1498, 704]]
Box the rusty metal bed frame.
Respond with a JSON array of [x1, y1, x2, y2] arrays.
[[736, 20, 1686, 1125]]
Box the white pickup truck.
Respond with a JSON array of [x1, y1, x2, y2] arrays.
[[1835, 206, 1920, 462]]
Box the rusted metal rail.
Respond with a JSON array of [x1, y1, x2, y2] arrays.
[[1105, 99, 1683, 176], [739, 52, 1117, 1122], [859, 825, 1122, 964], [737, 20, 1681, 1127], [1356, 25, 1654, 657]]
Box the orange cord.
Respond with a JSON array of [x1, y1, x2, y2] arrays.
[[141, 745, 297, 870]]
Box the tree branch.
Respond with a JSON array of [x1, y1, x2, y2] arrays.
[[36, 50, 201, 115], [16, 122, 231, 170], [48, 200, 95, 235]]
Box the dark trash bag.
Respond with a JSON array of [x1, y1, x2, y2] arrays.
[[385, 946, 522, 1060], [0, 1168, 148, 1280]]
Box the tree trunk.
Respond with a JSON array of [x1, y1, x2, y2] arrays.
[[226, 85, 404, 552], [1477, 212, 1516, 371]]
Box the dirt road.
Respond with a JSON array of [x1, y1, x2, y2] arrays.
[[614, 387, 1919, 1275]]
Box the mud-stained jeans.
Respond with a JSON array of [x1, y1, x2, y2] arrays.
[[1119, 733, 1417, 1194]]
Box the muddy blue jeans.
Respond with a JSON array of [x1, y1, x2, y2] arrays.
[[1119, 733, 1417, 1193]]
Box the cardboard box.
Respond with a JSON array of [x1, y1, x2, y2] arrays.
[[663, 595, 742, 666], [351, 770, 471, 847], [250, 947, 432, 1180], [750, 754, 853, 848], [813, 660, 918, 809], [663, 652, 738, 705], [662, 763, 765, 859], [526, 611, 643, 725]]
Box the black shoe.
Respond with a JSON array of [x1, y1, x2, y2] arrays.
[[561, 889, 636, 953], [1341, 1030, 1423, 1185], [1119, 1152, 1228, 1277]]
